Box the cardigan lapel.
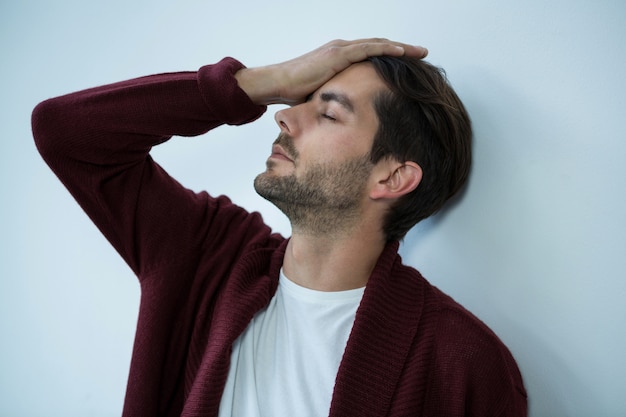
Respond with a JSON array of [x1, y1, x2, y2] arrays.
[[181, 238, 287, 416], [329, 241, 425, 417]]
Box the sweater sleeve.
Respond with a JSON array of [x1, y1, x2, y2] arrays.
[[32, 57, 267, 278]]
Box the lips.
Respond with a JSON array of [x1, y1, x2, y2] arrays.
[[270, 144, 293, 162]]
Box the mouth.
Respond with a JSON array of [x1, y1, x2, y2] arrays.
[[270, 144, 294, 162]]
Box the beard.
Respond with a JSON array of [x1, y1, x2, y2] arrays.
[[254, 136, 374, 236]]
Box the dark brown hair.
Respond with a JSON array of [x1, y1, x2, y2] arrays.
[[367, 56, 472, 242]]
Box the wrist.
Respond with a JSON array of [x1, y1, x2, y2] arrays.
[[235, 66, 282, 106]]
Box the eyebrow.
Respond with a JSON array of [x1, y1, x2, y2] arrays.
[[319, 91, 355, 113]]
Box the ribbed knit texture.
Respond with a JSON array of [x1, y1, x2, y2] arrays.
[[32, 58, 527, 416]]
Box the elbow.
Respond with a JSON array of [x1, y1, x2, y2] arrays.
[[32, 97, 72, 164]]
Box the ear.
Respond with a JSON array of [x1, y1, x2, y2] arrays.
[[370, 161, 422, 200]]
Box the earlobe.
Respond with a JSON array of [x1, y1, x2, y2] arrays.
[[370, 161, 422, 200]]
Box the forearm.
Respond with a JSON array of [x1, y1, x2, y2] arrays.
[[32, 57, 265, 169]]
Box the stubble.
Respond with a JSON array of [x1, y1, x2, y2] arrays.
[[254, 136, 374, 236]]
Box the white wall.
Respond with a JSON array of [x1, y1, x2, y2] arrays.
[[2, 0, 624, 415]]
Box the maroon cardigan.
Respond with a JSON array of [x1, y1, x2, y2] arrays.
[[32, 57, 527, 416]]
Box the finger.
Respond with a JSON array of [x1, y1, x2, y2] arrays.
[[339, 39, 428, 62], [401, 44, 429, 58], [366, 39, 428, 58]]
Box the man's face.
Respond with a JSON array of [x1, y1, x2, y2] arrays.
[[254, 62, 389, 234]]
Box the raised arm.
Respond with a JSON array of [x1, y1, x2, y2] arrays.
[[32, 58, 266, 277]]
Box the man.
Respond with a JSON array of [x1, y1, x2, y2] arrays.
[[33, 39, 527, 416]]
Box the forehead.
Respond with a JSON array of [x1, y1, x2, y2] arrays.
[[317, 62, 388, 111]]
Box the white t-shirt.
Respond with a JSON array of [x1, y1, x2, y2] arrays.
[[218, 269, 365, 417]]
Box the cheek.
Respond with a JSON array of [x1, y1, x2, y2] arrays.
[[300, 127, 374, 165]]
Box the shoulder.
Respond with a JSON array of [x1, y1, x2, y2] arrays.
[[421, 278, 527, 414], [391, 261, 513, 359], [397, 264, 521, 376], [357, 245, 528, 415]]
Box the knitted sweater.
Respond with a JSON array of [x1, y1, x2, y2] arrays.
[[32, 57, 527, 416]]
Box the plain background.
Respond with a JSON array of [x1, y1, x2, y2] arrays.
[[2, 0, 625, 415]]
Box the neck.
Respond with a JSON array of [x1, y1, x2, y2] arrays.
[[282, 227, 386, 292]]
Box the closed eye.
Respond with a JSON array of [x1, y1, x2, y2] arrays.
[[321, 113, 337, 122]]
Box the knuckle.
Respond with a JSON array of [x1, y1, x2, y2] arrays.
[[327, 39, 346, 47]]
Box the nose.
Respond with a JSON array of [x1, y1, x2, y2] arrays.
[[274, 108, 292, 135], [274, 104, 306, 136]]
